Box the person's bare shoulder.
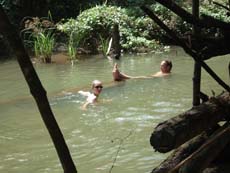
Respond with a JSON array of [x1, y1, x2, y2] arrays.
[[152, 72, 171, 77]]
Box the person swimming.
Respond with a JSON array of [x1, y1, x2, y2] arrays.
[[112, 60, 172, 81], [78, 80, 103, 109]]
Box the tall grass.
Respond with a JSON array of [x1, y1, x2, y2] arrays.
[[68, 32, 77, 64], [67, 31, 85, 64], [99, 35, 110, 56], [34, 31, 54, 63]]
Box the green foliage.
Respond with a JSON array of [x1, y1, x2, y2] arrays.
[[199, 1, 230, 36], [108, 0, 154, 7], [58, 5, 124, 38], [150, 3, 191, 35], [57, 5, 160, 53], [200, 2, 230, 23], [99, 35, 110, 56], [34, 32, 54, 62], [120, 16, 161, 51], [67, 32, 77, 61]]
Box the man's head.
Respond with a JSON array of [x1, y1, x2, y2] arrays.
[[160, 60, 172, 73]]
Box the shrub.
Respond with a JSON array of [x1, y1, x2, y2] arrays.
[[57, 5, 161, 53]]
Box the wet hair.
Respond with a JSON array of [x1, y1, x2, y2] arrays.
[[92, 80, 102, 89], [164, 60, 172, 70]]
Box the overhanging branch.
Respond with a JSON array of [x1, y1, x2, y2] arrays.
[[154, 0, 230, 30], [141, 5, 230, 92]]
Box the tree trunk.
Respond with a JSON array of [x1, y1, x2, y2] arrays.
[[0, 5, 77, 173], [150, 92, 230, 153], [112, 24, 121, 59]]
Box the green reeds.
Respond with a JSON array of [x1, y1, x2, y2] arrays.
[[34, 31, 54, 63], [99, 35, 110, 57], [67, 31, 85, 64], [68, 32, 77, 65]]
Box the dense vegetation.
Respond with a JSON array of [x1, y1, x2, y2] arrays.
[[57, 5, 162, 53], [1, 0, 230, 59]]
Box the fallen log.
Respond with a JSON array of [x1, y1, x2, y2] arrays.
[[211, 141, 230, 164], [203, 163, 230, 173], [176, 123, 230, 173], [152, 132, 208, 173], [151, 125, 220, 173], [150, 92, 230, 153]]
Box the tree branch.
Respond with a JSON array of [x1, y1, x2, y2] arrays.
[[153, 0, 230, 30], [0, 5, 77, 173], [213, 1, 230, 12], [141, 5, 230, 92]]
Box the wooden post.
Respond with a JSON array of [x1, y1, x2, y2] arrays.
[[0, 5, 77, 173], [192, 0, 201, 106]]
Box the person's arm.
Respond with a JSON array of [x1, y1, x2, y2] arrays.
[[78, 91, 90, 96], [80, 92, 97, 110], [78, 91, 91, 110], [81, 101, 91, 110]]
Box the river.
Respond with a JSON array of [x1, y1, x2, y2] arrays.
[[0, 46, 229, 173]]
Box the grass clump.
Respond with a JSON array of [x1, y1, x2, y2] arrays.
[[34, 31, 54, 63]]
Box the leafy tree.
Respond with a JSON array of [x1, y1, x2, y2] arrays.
[[57, 5, 161, 53]]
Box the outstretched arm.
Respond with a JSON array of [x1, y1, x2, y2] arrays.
[[78, 91, 90, 96]]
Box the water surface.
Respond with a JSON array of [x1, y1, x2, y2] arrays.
[[0, 47, 229, 173]]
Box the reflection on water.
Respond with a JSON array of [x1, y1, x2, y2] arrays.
[[0, 47, 229, 173]]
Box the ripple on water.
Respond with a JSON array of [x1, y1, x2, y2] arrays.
[[114, 114, 155, 123], [152, 101, 182, 107]]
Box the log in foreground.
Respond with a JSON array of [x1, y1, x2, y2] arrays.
[[150, 92, 230, 153], [178, 124, 230, 173], [203, 163, 230, 173], [152, 132, 209, 173]]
